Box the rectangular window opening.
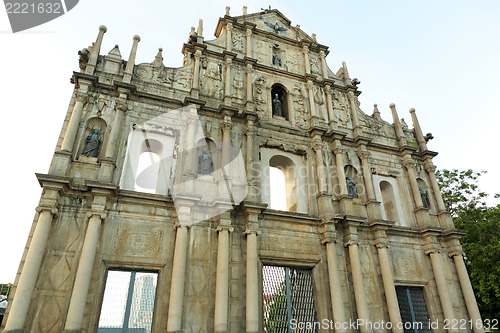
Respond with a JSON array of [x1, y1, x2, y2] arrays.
[[262, 265, 317, 333], [97, 270, 158, 333], [395, 286, 432, 333]]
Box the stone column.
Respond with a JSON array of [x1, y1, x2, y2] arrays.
[[214, 213, 233, 332], [319, 50, 328, 78], [313, 136, 327, 194], [321, 227, 347, 332], [104, 99, 127, 160], [302, 45, 310, 74], [427, 248, 458, 333], [224, 57, 233, 105], [3, 204, 58, 332], [191, 49, 202, 97], [451, 252, 484, 333], [347, 91, 361, 137], [324, 85, 335, 128], [245, 63, 253, 103], [245, 229, 259, 333], [345, 235, 370, 333], [65, 211, 105, 331], [246, 27, 253, 57], [423, 160, 454, 228], [306, 80, 316, 118], [389, 103, 407, 147], [167, 224, 190, 332], [221, 112, 232, 174], [409, 108, 428, 152], [226, 22, 233, 51], [61, 91, 88, 153], [375, 238, 403, 333], [246, 116, 258, 201], [358, 148, 382, 220], [333, 140, 348, 198]]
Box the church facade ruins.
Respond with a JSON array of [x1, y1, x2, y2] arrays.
[[1, 7, 484, 333]]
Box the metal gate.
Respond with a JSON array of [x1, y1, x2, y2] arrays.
[[263, 265, 317, 333]]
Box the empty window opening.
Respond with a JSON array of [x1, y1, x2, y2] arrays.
[[263, 265, 317, 333], [270, 167, 287, 211], [380, 180, 399, 222], [134, 139, 163, 194], [271, 84, 288, 120], [395, 286, 432, 333], [269, 155, 297, 212], [98, 270, 158, 333]]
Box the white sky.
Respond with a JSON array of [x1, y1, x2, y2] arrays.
[[0, 0, 499, 283]]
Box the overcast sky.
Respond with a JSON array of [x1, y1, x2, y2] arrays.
[[0, 0, 499, 283]]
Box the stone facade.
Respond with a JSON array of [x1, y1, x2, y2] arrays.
[[1, 7, 484, 333]]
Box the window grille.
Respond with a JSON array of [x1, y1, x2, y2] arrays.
[[263, 265, 317, 333], [97, 270, 158, 333], [395, 286, 432, 333]]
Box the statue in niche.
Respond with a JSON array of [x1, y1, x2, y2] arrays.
[[188, 27, 197, 44], [272, 94, 283, 117], [81, 129, 101, 158], [346, 176, 359, 198], [198, 148, 213, 175], [272, 53, 281, 66], [419, 187, 430, 209]]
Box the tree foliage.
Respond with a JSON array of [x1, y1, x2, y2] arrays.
[[435, 169, 500, 320]]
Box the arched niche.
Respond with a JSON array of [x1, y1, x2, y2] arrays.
[[271, 83, 289, 120], [78, 117, 107, 159], [417, 178, 431, 210], [344, 165, 363, 198], [196, 138, 217, 176]]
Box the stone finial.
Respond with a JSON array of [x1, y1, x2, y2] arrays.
[[389, 103, 407, 147], [123, 34, 141, 83], [409, 107, 430, 151], [107, 44, 121, 59], [311, 33, 317, 42], [225, 6, 230, 16], [197, 19, 203, 37], [152, 48, 164, 67], [85, 25, 108, 75], [99, 25, 107, 33], [243, 6, 247, 15], [372, 104, 382, 121]]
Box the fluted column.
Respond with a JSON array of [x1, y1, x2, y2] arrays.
[[321, 227, 347, 332], [313, 136, 327, 194], [246, 116, 258, 201], [123, 35, 140, 84], [325, 85, 335, 128], [333, 140, 348, 198], [104, 98, 127, 160], [214, 213, 233, 332], [221, 113, 232, 173], [3, 204, 58, 332], [61, 91, 88, 153], [65, 211, 105, 331], [245, 63, 253, 102], [302, 45, 310, 74], [306, 80, 316, 117], [345, 236, 370, 333], [191, 49, 202, 96], [167, 224, 190, 332], [245, 27, 253, 57], [427, 248, 458, 333], [224, 57, 233, 105], [402, 155, 429, 227], [358, 148, 382, 220], [347, 91, 362, 136], [226, 22, 233, 51], [375, 240, 403, 333], [451, 252, 484, 333]]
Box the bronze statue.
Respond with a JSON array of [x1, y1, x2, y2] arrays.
[[272, 53, 281, 66], [272, 94, 283, 117], [81, 129, 101, 157], [419, 187, 430, 209], [198, 148, 213, 175], [346, 176, 359, 198]]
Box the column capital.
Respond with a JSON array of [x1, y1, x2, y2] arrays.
[[324, 84, 333, 94], [243, 228, 261, 236], [302, 44, 309, 52], [319, 50, 326, 58], [401, 155, 416, 169], [85, 211, 106, 220], [115, 100, 128, 112], [36, 206, 58, 215], [344, 240, 360, 248], [332, 141, 345, 155], [75, 91, 89, 104], [357, 148, 370, 160], [306, 80, 314, 88], [221, 120, 232, 133], [375, 241, 390, 249], [321, 230, 339, 244], [217, 225, 234, 233], [423, 159, 436, 172], [424, 244, 441, 255]]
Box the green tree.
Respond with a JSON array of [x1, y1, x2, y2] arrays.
[[0, 284, 12, 297], [264, 281, 288, 333], [436, 169, 500, 320]]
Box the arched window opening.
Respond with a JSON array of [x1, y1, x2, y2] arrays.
[[380, 181, 399, 222], [344, 165, 361, 198], [271, 84, 288, 120], [134, 139, 163, 194], [269, 155, 297, 212], [269, 167, 287, 210], [417, 178, 431, 209]]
